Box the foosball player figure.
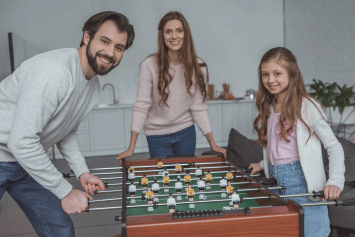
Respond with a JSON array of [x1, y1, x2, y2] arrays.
[[231, 189, 240, 208], [146, 186, 154, 204], [141, 174, 148, 188], [186, 184, 195, 201], [205, 171, 212, 184], [167, 193, 177, 213], [195, 166, 202, 178], [163, 173, 170, 187], [226, 170, 233, 182], [226, 181, 234, 198], [175, 177, 183, 193], [175, 162, 182, 173], [220, 176, 227, 190], [128, 165, 135, 182], [129, 181, 136, 196], [184, 171, 191, 185], [157, 159, 164, 169], [197, 177, 205, 192], [152, 179, 160, 195], [161, 167, 169, 177]]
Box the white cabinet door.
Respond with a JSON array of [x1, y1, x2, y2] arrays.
[[90, 109, 125, 151], [235, 102, 257, 139], [196, 104, 223, 144], [208, 104, 223, 142], [222, 103, 238, 143]]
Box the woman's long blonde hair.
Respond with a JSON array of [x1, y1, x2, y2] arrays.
[[254, 47, 324, 147], [154, 11, 208, 107]]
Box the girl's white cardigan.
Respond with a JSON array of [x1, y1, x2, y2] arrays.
[[259, 98, 345, 200]]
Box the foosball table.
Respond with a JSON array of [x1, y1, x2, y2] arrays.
[[64, 154, 354, 237]]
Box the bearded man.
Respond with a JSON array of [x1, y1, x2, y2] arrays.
[[0, 11, 134, 236]]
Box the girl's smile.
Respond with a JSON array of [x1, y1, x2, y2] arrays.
[[261, 59, 290, 101]]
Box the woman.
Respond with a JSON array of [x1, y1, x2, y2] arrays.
[[117, 11, 226, 159]]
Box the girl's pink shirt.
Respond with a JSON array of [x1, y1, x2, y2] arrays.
[[267, 108, 300, 166]]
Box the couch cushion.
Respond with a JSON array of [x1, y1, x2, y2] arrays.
[[328, 184, 355, 230], [323, 137, 355, 182], [226, 128, 263, 169]]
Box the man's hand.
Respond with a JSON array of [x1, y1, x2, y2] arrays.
[[321, 185, 341, 201], [116, 148, 134, 160], [248, 163, 263, 175], [61, 188, 92, 214], [79, 172, 106, 195]]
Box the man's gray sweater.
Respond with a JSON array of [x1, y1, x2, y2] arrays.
[[0, 48, 100, 199]]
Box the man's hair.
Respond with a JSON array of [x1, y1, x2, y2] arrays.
[[80, 11, 134, 50]]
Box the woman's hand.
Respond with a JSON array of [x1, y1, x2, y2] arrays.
[[212, 145, 227, 159], [248, 163, 263, 175], [116, 148, 134, 160], [321, 185, 341, 201]]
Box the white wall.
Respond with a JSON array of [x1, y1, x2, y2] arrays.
[[285, 0, 355, 124], [0, 0, 284, 104]]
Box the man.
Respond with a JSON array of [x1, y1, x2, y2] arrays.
[[0, 11, 134, 236]]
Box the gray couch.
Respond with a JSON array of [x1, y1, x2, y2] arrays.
[[202, 128, 355, 235]]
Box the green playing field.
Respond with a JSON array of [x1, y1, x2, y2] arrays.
[[126, 172, 260, 216]]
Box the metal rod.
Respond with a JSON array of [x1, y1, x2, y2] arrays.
[[96, 186, 283, 196], [88, 206, 122, 211], [87, 200, 340, 212], [134, 183, 279, 192], [96, 189, 122, 194], [89, 167, 123, 171], [107, 183, 122, 186], [128, 162, 227, 169], [101, 177, 123, 180], [91, 165, 235, 176], [300, 201, 337, 207], [92, 171, 122, 175], [89, 198, 122, 203], [132, 186, 283, 198], [280, 193, 314, 199], [133, 173, 260, 179], [133, 166, 232, 174], [125, 180, 255, 186]]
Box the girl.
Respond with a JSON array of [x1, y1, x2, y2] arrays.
[[249, 47, 345, 236], [117, 11, 226, 159]]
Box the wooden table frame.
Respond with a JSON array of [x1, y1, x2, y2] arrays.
[[120, 155, 304, 237]]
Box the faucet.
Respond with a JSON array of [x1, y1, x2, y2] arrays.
[[102, 83, 119, 105]]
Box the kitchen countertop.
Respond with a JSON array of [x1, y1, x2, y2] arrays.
[[93, 98, 256, 110]]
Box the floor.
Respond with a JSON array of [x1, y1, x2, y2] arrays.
[[0, 149, 210, 237]]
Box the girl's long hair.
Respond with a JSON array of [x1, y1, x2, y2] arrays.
[[254, 47, 324, 147], [153, 11, 208, 107]]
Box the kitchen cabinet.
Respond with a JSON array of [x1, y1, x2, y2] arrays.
[[54, 100, 257, 159]]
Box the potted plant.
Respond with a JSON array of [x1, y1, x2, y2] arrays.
[[308, 79, 355, 137]]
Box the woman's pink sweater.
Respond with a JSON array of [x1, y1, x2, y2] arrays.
[[131, 56, 212, 136]]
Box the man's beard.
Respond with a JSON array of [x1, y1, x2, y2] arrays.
[[86, 40, 120, 76]]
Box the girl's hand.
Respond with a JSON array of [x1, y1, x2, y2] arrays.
[[248, 163, 263, 175], [212, 145, 227, 159], [321, 185, 341, 201]]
